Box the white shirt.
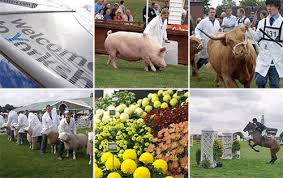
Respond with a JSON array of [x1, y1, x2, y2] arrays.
[[95, 13, 104, 20], [14, 114, 29, 133], [41, 111, 58, 134], [236, 16, 250, 28], [247, 14, 283, 77], [144, 16, 168, 46], [27, 113, 42, 137], [58, 117, 76, 136], [195, 17, 221, 58], [222, 15, 237, 32], [51, 109, 60, 128]]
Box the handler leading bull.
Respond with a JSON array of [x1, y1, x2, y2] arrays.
[[245, 0, 283, 88]]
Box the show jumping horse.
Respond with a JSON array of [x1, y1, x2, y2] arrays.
[[243, 122, 283, 164]]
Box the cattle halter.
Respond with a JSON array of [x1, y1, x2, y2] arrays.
[[232, 34, 248, 56]]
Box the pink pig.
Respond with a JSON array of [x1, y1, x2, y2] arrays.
[[104, 30, 167, 71]]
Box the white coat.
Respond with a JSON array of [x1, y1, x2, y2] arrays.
[[51, 108, 60, 128], [195, 17, 221, 58], [6, 111, 18, 131], [0, 115, 4, 128], [41, 111, 58, 134], [27, 113, 42, 137], [247, 15, 283, 77], [144, 16, 168, 46], [14, 114, 29, 133], [58, 117, 76, 137]]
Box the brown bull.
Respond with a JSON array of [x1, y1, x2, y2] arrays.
[[199, 27, 256, 88], [190, 36, 203, 80]]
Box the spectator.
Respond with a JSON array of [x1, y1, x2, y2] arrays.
[[95, 0, 104, 15], [248, 11, 255, 22], [190, 18, 194, 35], [104, 9, 112, 20], [260, 10, 268, 20], [236, 8, 250, 27], [181, 9, 188, 25], [222, 7, 237, 32], [163, 0, 169, 9], [118, 0, 126, 15], [153, 2, 160, 16], [123, 9, 134, 22], [111, 3, 119, 19], [103, 3, 111, 15], [143, 2, 157, 27], [114, 10, 123, 21], [219, 12, 226, 25], [95, 9, 104, 19], [103, 0, 108, 6]]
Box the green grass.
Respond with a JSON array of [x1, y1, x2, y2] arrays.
[[0, 132, 92, 178], [95, 54, 188, 88], [190, 65, 283, 88], [107, 0, 165, 22], [190, 141, 283, 178]]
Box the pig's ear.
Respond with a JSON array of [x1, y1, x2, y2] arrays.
[[160, 47, 167, 53]]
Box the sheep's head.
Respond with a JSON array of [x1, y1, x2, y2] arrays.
[[59, 132, 71, 142]]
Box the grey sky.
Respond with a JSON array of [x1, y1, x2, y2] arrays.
[[0, 89, 92, 107], [191, 90, 283, 136]]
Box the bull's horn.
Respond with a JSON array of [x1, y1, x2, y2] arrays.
[[197, 28, 225, 40]]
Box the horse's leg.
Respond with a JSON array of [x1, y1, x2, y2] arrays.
[[249, 139, 260, 152], [270, 148, 278, 164]]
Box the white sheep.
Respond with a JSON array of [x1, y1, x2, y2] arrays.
[[59, 132, 88, 160]]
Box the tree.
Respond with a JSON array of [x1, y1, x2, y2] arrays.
[[203, 0, 211, 15], [239, 0, 265, 7], [216, 4, 226, 16]]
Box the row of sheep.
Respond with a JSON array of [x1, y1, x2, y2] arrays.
[[0, 106, 93, 165]]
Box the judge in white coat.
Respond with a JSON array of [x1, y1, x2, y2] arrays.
[[27, 113, 42, 149], [57, 111, 76, 160], [245, 0, 283, 88], [41, 105, 57, 154], [5, 111, 18, 142], [0, 115, 4, 128], [14, 113, 29, 145], [144, 8, 170, 46], [194, 7, 221, 71]]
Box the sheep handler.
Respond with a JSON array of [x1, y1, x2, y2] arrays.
[[57, 110, 76, 160]]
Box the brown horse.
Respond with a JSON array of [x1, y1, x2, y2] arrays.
[[243, 122, 283, 164]]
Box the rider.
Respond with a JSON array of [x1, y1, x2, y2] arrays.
[[252, 118, 267, 134]]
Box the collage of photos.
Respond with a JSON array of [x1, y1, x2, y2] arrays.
[[2, 0, 283, 177]]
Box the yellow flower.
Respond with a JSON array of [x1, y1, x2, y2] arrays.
[[107, 172, 122, 178], [95, 166, 103, 178], [121, 159, 137, 174], [123, 149, 137, 160], [101, 152, 113, 163], [165, 176, 174, 178], [139, 152, 154, 164], [153, 159, 168, 173], [133, 167, 151, 178], [105, 157, 121, 170]]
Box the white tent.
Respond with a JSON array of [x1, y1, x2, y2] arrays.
[[0, 0, 93, 88]]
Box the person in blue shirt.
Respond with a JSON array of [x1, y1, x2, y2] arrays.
[[222, 7, 237, 32], [95, 0, 105, 15], [104, 9, 112, 20]]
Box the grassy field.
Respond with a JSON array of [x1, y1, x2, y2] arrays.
[[0, 128, 92, 178], [107, 0, 165, 22], [95, 54, 188, 88], [190, 66, 283, 88], [190, 141, 283, 178]]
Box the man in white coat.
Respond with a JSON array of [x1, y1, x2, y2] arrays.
[[57, 111, 76, 160], [41, 105, 57, 154], [194, 7, 221, 72], [5, 111, 18, 142], [14, 112, 29, 145], [245, 0, 283, 88], [27, 112, 42, 150], [0, 114, 4, 128], [144, 8, 170, 46]]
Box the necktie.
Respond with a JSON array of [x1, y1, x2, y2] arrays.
[[270, 17, 275, 26]]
